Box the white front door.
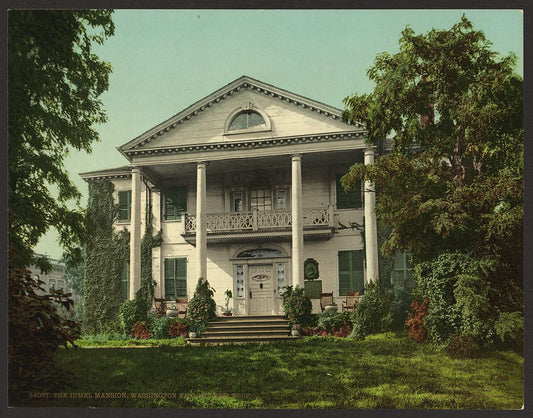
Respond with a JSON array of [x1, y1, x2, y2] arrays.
[[249, 264, 274, 315]]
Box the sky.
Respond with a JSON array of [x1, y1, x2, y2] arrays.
[[33, 9, 524, 259]]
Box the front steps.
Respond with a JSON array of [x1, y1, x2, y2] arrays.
[[189, 315, 293, 345]]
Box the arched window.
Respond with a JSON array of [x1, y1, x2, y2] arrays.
[[228, 110, 266, 131]]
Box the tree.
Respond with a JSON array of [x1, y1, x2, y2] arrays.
[[342, 17, 522, 346], [8, 10, 115, 269]]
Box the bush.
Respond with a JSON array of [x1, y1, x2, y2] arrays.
[[150, 316, 170, 339], [118, 298, 147, 335], [131, 322, 152, 339], [406, 299, 429, 343], [386, 286, 413, 331], [350, 282, 391, 339], [9, 260, 80, 400], [317, 311, 353, 333], [188, 278, 217, 331], [169, 318, 189, 338], [281, 285, 313, 328], [446, 334, 481, 358]]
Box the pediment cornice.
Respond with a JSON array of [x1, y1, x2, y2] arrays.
[[119, 76, 364, 154]]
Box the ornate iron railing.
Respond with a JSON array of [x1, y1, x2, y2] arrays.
[[185, 207, 332, 234]]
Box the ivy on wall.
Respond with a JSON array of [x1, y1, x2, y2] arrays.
[[83, 180, 129, 334], [138, 186, 162, 312]]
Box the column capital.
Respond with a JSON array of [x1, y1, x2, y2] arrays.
[[196, 161, 208, 168], [131, 166, 142, 173], [364, 146, 376, 156], [291, 154, 302, 161]]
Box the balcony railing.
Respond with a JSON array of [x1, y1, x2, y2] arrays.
[[184, 207, 334, 234]]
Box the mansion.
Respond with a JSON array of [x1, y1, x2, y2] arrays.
[[81, 76, 411, 315]]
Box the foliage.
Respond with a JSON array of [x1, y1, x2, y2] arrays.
[[341, 18, 523, 342], [281, 285, 313, 328], [317, 311, 353, 333], [493, 311, 523, 352], [131, 322, 152, 339], [188, 278, 217, 332], [138, 189, 163, 313], [26, 335, 523, 408], [149, 316, 170, 339], [406, 299, 429, 343], [168, 318, 189, 338], [446, 334, 482, 359], [8, 254, 80, 401], [385, 286, 413, 331], [350, 282, 392, 339], [61, 247, 85, 321], [84, 180, 130, 334], [8, 10, 114, 269], [118, 298, 148, 336]]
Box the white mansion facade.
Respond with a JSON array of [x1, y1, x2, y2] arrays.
[[81, 76, 393, 315]]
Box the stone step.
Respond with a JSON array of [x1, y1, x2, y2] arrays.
[[203, 329, 290, 337], [207, 324, 290, 332], [188, 335, 295, 345]]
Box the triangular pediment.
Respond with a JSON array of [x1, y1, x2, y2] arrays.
[[119, 76, 364, 156]]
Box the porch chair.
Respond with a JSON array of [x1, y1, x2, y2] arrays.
[[342, 292, 360, 312], [319, 292, 334, 312], [175, 298, 189, 318], [154, 298, 167, 318]]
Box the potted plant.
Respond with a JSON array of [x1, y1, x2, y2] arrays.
[[324, 297, 338, 313], [166, 303, 178, 318], [223, 289, 233, 316]]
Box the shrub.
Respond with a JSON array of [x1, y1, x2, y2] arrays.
[[350, 282, 392, 339], [281, 285, 313, 328], [150, 316, 170, 339], [494, 311, 523, 352], [188, 278, 217, 331], [131, 322, 152, 339], [9, 260, 80, 400], [331, 322, 353, 338], [386, 286, 413, 331], [317, 311, 353, 333], [406, 299, 429, 343], [118, 298, 147, 335], [446, 334, 481, 358], [169, 318, 189, 338]]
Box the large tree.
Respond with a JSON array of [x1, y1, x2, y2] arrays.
[[342, 17, 522, 343], [8, 10, 115, 268]]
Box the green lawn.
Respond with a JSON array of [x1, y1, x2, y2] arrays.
[[22, 333, 523, 409]]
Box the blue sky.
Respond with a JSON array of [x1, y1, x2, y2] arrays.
[[34, 9, 524, 258]]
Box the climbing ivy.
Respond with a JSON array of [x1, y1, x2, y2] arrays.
[[137, 186, 162, 312], [83, 180, 129, 334]]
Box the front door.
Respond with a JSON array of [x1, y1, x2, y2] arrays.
[[249, 264, 274, 315]]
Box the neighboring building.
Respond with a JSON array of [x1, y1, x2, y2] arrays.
[[29, 254, 68, 295], [81, 76, 410, 315]]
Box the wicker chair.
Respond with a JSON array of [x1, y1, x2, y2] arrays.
[[175, 298, 189, 318], [319, 292, 334, 312], [154, 298, 167, 317], [342, 292, 361, 312]]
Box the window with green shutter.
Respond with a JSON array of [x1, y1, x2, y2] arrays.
[[336, 175, 362, 209], [120, 262, 129, 300], [118, 190, 132, 221], [338, 250, 364, 296], [165, 187, 187, 220], [164, 258, 187, 299]]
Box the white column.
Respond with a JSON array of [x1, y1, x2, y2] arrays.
[[152, 188, 162, 297], [196, 162, 207, 281], [291, 154, 304, 288], [129, 167, 142, 299], [364, 148, 379, 283]]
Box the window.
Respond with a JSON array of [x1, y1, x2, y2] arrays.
[[165, 187, 187, 220], [228, 110, 266, 131], [49, 279, 56, 291], [57, 280, 65, 290], [118, 190, 132, 221], [275, 189, 289, 210], [250, 189, 272, 211], [338, 250, 364, 296], [391, 251, 414, 287], [165, 258, 187, 299], [336, 175, 362, 209], [231, 191, 244, 212], [120, 262, 129, 300]]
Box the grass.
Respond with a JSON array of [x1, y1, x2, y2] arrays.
[[20, 333, 523, 409]]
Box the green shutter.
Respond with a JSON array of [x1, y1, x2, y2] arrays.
[[336, 175, 362, 209], [338, 250, 364, 295], [165, 187, 187, 220], [165, 258, 187, 299], [120, 262, 129, 300], [118, 190, 132, 221]]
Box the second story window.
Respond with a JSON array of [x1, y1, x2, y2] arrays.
[[250, 188, 272, 211], [336, 175, 362, 209], [228, 110, 266, 131], [165, 187, 187, 221], [118, 190, 132, 221]]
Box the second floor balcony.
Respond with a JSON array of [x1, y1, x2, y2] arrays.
[[181, 206, 336, 244]]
